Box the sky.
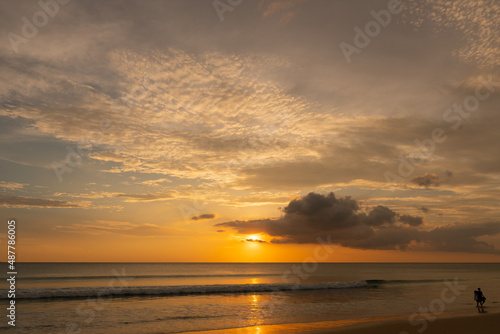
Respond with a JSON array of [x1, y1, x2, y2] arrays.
[[0, 0, 499, 262]]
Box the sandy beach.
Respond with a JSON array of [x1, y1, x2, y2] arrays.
[[323, 310, 500, 334], [186, 309, 500, 334]]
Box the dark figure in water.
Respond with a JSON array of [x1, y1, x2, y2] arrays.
[[474, 288, 486, 307]]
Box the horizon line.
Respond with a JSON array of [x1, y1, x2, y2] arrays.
[[3, 261, 500, 264]]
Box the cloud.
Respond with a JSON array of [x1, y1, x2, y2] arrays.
[[53, 191, 116, 199], [399, 214, 424, 227], [1, 47, 326, 183], [420, 222, 500, 254], [0, 195, 83, 208], [419, 206, 430, 213], [114, 192, 173, 202], [401, 0, 500, 69], [88, 152, 142, 166], [1, 1, 499, 251], [365, 205, 397, 226], [0, 194, 118, 209], [54, 220, 185, 237], [245, 238, 267, 243], [220, 193, 291, 207], [259, 0, 309, 23], [191, 213, 216, 221], [217, 192, 500, 253], [139, 178, 171, 187], [411, 173, 441, 188], [0, 181, 27, 190]]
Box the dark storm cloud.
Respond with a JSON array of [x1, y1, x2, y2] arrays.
[[411, 173, 441, 188], [191, 213, 216, 221], [399, 215, 424, 226], [365, 206, 397, 226], [0, 195, 82, 208], [217, 192, 500, 253]]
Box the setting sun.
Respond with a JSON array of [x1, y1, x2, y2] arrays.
[[246, 234, 265, 242]]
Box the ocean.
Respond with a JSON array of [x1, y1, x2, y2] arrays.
[[1, 263, 499, 333]]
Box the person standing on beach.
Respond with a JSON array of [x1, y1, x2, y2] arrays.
[[474, 288, 486, 307]]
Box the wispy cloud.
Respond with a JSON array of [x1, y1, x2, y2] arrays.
[[259, 0, 310, 23], [2, 48, 329, 184], [114, 192, 174, 202], [54, 220, 187, 237], [53, 191, 116, 199], [0, 181, 27, 190], [0, 195, 84, 208], [139, 178, 171, 187]]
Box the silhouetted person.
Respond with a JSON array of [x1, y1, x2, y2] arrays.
[[474, 288, 486, 307]]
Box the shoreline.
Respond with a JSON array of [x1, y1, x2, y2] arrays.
[[182, 308, 500, 334]]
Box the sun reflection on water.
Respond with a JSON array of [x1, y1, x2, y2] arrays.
[[248, 293, 264, 328]]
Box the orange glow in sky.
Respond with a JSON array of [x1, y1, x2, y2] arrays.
[[1, 1, 499, 263]]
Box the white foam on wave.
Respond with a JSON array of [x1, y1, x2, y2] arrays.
[[11, 280, 368, 299]]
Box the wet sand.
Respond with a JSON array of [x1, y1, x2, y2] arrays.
[[186, 308, 500, 334]]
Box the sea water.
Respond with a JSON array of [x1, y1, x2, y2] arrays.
[[1, 263, 499, 333]]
